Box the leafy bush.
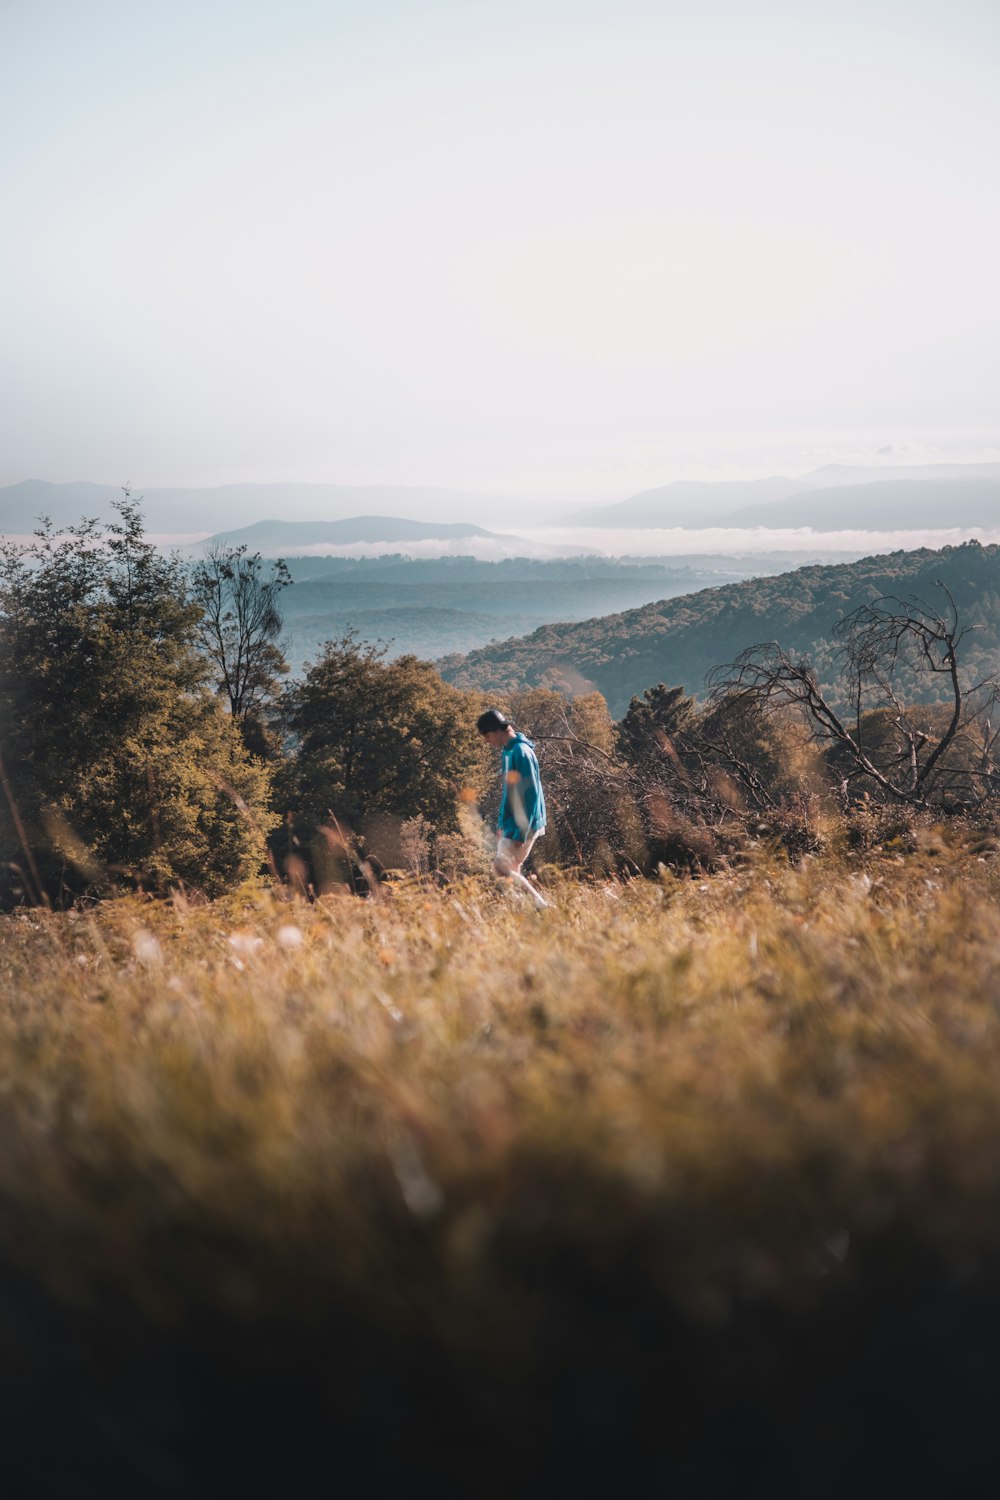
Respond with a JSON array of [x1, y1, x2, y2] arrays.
[[0, 498, 275, 903], [275, 635, 482, 885]]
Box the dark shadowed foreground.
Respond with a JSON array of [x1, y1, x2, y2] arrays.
[[2, 846, 1000, 1497]]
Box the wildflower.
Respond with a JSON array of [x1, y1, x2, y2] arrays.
[[132, 930, 162, 967], [228, 931, 264, 960]]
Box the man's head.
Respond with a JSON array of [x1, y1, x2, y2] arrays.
[[477, 708, 514, 747]]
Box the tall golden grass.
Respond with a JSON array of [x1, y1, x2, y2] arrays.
[[3, 833, 1000, 1493]]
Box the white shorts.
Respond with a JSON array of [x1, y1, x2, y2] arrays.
[[497, 829, 544, 866]]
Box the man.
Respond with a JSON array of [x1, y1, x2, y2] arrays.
[[476, 708, 550, 910]]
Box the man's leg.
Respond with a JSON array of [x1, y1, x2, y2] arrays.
[[494, 834, 550, 909]]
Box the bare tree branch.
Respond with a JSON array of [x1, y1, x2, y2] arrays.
[[709, 584, 1000, 808], [191, 543, 291, 733]]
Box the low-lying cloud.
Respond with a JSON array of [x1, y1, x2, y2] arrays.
[[173, 524, 1000, 563]]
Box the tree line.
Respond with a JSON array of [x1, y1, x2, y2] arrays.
[[2, 499, 999, 907]]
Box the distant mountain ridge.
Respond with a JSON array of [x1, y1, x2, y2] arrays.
[[0, 480, 519, 534], [3, 463, 998, 537], [202, 517, 503, 548], [439, 540, 1000, 715], [719, 478, 1000, 530], [569, 463, 1000, 529], [566, 477, 814, 526]]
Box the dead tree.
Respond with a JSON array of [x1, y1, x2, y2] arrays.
[[710, 583, 1000, 808]]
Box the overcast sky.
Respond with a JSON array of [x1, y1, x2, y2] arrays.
[[2, 0, 998, 507]]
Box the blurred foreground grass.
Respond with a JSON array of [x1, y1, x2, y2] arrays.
[[4, 841, 1000, 1496]]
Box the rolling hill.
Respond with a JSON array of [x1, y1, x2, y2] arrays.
[[438, 540, 1000, 716], [277, 555, 772, 673], [0, 481, 518, 534], [568, 462, 1000, 530], [566, 476, 813, 526], [5, 463, 999, 537], [201, 516, 504, 548]]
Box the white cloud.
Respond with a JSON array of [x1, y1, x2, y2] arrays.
[[172, 525, 1000, 563]]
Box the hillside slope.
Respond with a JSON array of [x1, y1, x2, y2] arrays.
[[567, 476, 811, 526], [439, 541, 1000, 715], [279, 558, 761, 673]]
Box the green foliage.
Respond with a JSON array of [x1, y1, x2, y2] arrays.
[[617, 683, 697, 769], [279, 633, 481, 860], [0, 497, 276, 903]]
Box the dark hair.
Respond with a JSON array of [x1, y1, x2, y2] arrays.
[[477, 708, 511, 736]]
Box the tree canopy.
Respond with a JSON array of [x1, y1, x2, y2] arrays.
[[280, 634, 481, 839], [0, 497, 275, 904]]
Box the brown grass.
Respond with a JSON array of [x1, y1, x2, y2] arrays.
[[3, 840, 1000, 1494]]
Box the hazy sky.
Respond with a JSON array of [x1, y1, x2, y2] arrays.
[[2, 0, 999, 505]]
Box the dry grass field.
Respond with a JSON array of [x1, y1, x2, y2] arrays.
[[4, 829, 1000, 1496]]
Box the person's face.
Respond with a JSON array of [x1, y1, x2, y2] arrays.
[[482, 728, 509, 748]]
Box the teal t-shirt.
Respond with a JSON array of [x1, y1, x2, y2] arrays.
[[498, 733, 546, 840]]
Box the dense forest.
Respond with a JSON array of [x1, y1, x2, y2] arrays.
[[440, 541, 1000, 715]]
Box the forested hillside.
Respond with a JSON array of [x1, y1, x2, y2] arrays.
[[279, 554, 774, 672], [440, 541, 1000, 714]]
